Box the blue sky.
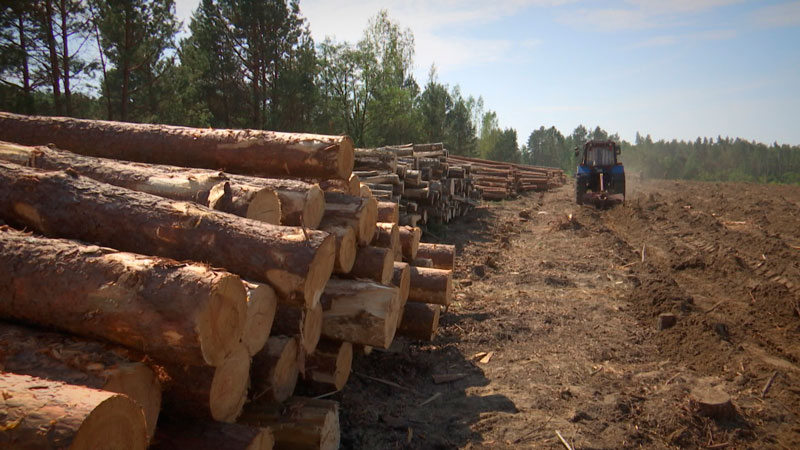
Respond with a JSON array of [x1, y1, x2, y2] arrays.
[[174, 0, 800, 146]]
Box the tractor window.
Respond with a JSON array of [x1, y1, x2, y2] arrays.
[[585, 146, 615, 166]]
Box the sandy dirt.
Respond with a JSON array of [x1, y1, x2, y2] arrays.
[[301, 178, 800, 449]]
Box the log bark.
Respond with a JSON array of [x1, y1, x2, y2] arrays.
[[251, 336, 299, 403], [303, 339, 353, 391], [411, 257, 434, 268], [0, 163, 335, 308], [320, 278, 400, 349], [150, 419, 274, 450], [239, 397, 340, 450], [398, 226, 422, 261], [345, 246, 394, 285], [0, 112, 354, 179], [242, 281, 279, 357], [372, 222, 400, 255], [392, 262, 411, 328], [408, 267, 453, 306], [271, 302, 323, 355], [0, 141, 282, 225], [322, 191, 378, 245], [0, 322, 161, 442], [397, 303, 440, 341], [354, 148, 396, 173], [0, 228, 246, 367], [416, 243, 456, 270], [227, 176, 324, 228], [377, 201, 399, 223], [318, 221, 357, 274], [0, 372, 148, 450], [159, 344, 251, 423]]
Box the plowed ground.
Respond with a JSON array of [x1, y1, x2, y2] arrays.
[[330, 179, 800, 449]]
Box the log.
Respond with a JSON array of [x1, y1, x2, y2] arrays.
[[251, 336, 300, 403], [242, 282, 279, 357], [0, 322, 161, 442], [398, 226, 422, 261], [354, 148, 397, 173], [0, 163, 336, 308], [397, 303, 440, 341], [372, 222, 400, 255], [411, 257, 434, 268], [392, 262, 411, 328], [318, 222, 357, 274], [0, 112, 354, 179], [322, 191, 378, 246], [408, 267, 453, 306], [271, 303, 323, 355], [377, 200, 400, 223], [416, 243, 456, 270], [239, 397, 340, 450], [0, 141, 282, 225], [228, 177, 324, 228], [320, 279, 400, 349], [160, 344, 251, 423], [303, 339, 353, 391], [346, 246, 394, 285], [0, 228, 246, 367], [0, 372, 148, 450], [150, 419, 274, 450]]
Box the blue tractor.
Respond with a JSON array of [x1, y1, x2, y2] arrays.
[[575, 140, 625, 205]]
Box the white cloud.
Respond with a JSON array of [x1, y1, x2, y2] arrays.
[[751, 1, 800, 28], [633, 29, 736, 48]]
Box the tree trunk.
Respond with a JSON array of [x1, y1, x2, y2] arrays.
[[239, 397, 340, 450], [0, 163, 335, 308], [408, 267, 453, 306], [0, 112, 355, 179], [322, 191, 378, 246], [160, 344, 251, 423], [319, 222, 357, 274], [0, 322, 161, 442], [398, 226, 422, 261], [416, 243, 456, 270], [271, 303, 323, 356], [42, 0, 63, 115], [59, 0, 71, 115], [242, 281, 278, 357], [0, 228, 246, 368], [0, 142, 281, 225], [150, 419, 274, 450], [397, 303, 440, 341], [377, 201, 399, 223], [303, 339, 353, 391], [320, 279, 400, 349], [345, 246, 394, 285], [250, 336, 300, 403], [0, 372, 147, 450]]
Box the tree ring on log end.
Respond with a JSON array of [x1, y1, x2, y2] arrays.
[[301, 303, 323, 355], [198, 274, 248, 366], [103, 363, 162, 442], [246, 188, 282, 225], [302, 185, 325, 229], [304, 235, 336, 308], [209, 344, 250, 422], [70, 394, 149, 450], [270, 337, 300, 402]]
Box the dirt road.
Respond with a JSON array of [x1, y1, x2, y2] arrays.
[[323, 179, 800, 449]]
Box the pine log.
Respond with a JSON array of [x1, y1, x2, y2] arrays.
[[354, 148, 397, 173], [377, 201, 400, 223], [251, 336, 300, 403], [0, 112, 354, 179], [242, 282, 279, 357], [320, 279, 400, 348], [0, 228, 246, 367], [392, 262, 411, 328], [0, 141, 282, 225], [411, 257, 434, 268], [346, 246, 394, 285], [239, 397, 340, 450], [398, 303, 440, 341], [318, 222, 357, 274], [303, 339, 353, 391], [416, 243, 456, 270], [322, 191, 378, 245], [150, 419, 274, 450], [0, 372, 148, 450], [271, 303, 323, 355], [0, 322, 161, 441], [398, 226, 422, 261], [316, 174, 361, 196], [372, 222, 400, 254], [159, 344, 250, 423], [226, 177, 324, 228], [0, 163, 335, 308], [408, 267, 453, 306]]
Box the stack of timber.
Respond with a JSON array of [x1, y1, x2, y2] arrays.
[[448, 154, 566, 200], [353, 143, 481, 226], [0, 112, 458, 450]]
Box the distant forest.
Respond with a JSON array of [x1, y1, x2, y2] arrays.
[[2, 0, 799, 184]]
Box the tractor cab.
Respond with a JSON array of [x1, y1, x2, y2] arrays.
[[575, 140, 625, 206]]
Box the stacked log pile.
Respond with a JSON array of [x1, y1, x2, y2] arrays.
[[448, 154, 566, 200], [0, 112, 457, 450]]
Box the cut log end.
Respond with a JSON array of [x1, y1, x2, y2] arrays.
[[306, 340, 353, 391], [245, 188, 282, 225], [321, 223, 357, 274], [302, 303, 324, 355], [103, 363, 163, 442], [398, 303, 440, 341], [252, 336, 300, 403], [303, 234, 337, 308], [74, 394, 150, 450], [199, 274, 248, 367], [359, 196, 379, 245], [209, 344, 251, 423], [242, 282, 278, 356], [303, 185, 325, 229]]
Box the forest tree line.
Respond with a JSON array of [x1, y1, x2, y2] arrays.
[[2, 0, 799, 184]]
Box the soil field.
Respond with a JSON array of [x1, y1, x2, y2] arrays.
[[304, 178, 800, 449]]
